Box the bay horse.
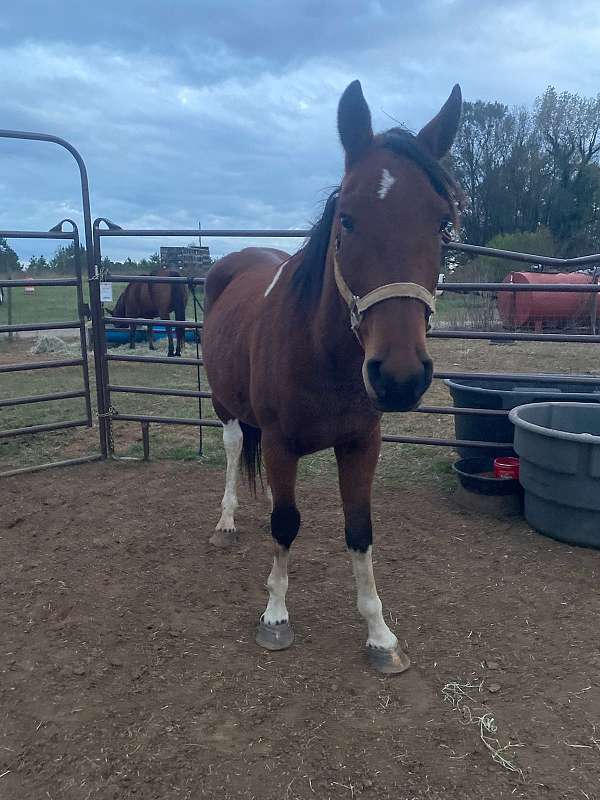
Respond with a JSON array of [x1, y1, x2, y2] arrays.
[[110, 268, 188, 357], [203, 80, 464, 673]]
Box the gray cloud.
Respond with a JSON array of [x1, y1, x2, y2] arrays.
[[1, 0, 600, 263]]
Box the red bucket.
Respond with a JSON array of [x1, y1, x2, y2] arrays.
[[493, 456, 520, 480]]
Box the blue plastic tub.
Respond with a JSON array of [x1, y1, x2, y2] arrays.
[[445, 377, 600, 458], [510, 402, 600, 548]]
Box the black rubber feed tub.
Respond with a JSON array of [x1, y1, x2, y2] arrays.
[[453, 457, 521, 496], [452, 457, 523, 516], [510, 402, 600, 548], [445, 378, 600, 459]]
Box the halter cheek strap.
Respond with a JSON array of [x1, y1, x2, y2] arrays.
[[333, 253, 436, 339]]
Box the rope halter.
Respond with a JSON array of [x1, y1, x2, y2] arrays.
[[333, 252, 436, 341]]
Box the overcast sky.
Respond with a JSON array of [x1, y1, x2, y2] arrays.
[[2, 0, 600, 264]]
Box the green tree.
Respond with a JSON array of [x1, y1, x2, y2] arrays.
[[50, 243, 86, 275], [451, 227, 557, 283], [0, 238, 19, 274], [451, 87, 600, 256], [33, 256, 51, 274]]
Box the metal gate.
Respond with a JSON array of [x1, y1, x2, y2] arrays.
[[0, 130, 103, 476]]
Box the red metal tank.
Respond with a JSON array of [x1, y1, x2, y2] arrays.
[[497, 271, 599, 331]]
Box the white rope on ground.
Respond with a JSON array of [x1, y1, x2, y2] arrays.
[[441, 681, 525, 779]]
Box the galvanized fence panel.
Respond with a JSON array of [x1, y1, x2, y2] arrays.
[[92, 223, 600, 460], [0, 223, 99, 476], [0, 129, 104, 476]]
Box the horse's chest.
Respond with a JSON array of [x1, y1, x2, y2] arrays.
[[276, 383, 377, 454]]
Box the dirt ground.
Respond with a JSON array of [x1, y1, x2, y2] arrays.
[[2, 462, 600, 799]]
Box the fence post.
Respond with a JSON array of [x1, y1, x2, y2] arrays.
[[89, 227, 110, 458]]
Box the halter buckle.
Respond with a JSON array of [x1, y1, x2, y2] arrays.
[[349, 297, 362, 332]]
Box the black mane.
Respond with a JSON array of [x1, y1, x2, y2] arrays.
[[291, 188, 339, 304], [292, 128, 464, 304]]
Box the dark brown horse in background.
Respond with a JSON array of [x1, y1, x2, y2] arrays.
[[203, 80, 464, 673], [110, 268, 188, 357]]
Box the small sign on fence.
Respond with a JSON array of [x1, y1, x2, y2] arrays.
[[100, 282, 113, 303]]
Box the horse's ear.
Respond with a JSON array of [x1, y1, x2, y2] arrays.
[[338, 80, 374, 167], [417, 84, 462, 159]]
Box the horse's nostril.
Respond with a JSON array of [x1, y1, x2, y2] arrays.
[[366, 356, 433, 412]]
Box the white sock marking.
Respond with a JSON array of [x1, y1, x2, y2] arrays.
[[264, 258, 289, 297], [262, 546, 289, 625], [215, 419, 243, 532], [351, 546, 398, 650], [378, 168, 396, 200]]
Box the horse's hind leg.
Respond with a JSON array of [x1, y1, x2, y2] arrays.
[[335, 433, 410, 674], [175, 325, 184, 357], [210, 417, 243, 547], [129, 323, 136, 349], [162, 316, 175, 357], [255, 437, 299, 651], [147, 323, 155, 350]]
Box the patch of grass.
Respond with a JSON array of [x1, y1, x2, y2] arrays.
[[0, 277, 202, 326]]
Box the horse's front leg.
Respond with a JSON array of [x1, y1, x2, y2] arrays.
[[335, 432, 410, 674], [147, 323, 155, 350], [255, 435, 299, 652]]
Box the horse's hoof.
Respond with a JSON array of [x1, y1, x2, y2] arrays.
[[209, 529, 238, 548], [255, 619, 294, 651], [367, 645, 410, 674], [167, 352, 175, 358]]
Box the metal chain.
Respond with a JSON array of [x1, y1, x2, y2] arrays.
[[97, 404, 117, 455]]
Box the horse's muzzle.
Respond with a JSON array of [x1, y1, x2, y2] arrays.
[[365, 357, 433, 412]]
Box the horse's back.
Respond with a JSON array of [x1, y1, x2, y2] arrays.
[[204, 247, 290, 424], [205, 247, 289, 314]]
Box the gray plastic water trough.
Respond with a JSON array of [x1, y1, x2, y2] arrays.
[[509, 402, 600, 548]]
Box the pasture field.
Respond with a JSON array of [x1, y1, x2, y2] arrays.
[[2, 326, 600, 798], [0, 277, 200, 325]]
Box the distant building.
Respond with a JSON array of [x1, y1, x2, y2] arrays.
[[160, 245, 212, 274]]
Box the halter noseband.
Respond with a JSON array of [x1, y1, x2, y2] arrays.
[[333, 252, 436, 340]]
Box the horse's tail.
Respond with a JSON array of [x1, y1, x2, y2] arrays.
[[239, 422, 262, 495]]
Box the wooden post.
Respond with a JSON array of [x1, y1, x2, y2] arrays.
[[142, 421, 150, 461]]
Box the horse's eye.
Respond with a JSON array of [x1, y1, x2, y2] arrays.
[[340, 214, 354, 232]]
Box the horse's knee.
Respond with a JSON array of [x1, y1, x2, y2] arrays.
[[271, 505, 301, 550]]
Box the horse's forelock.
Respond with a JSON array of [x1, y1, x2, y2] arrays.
[[379, 128, 465, 224]]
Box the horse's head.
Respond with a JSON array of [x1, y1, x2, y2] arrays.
[[334, 81, 463, 412]]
